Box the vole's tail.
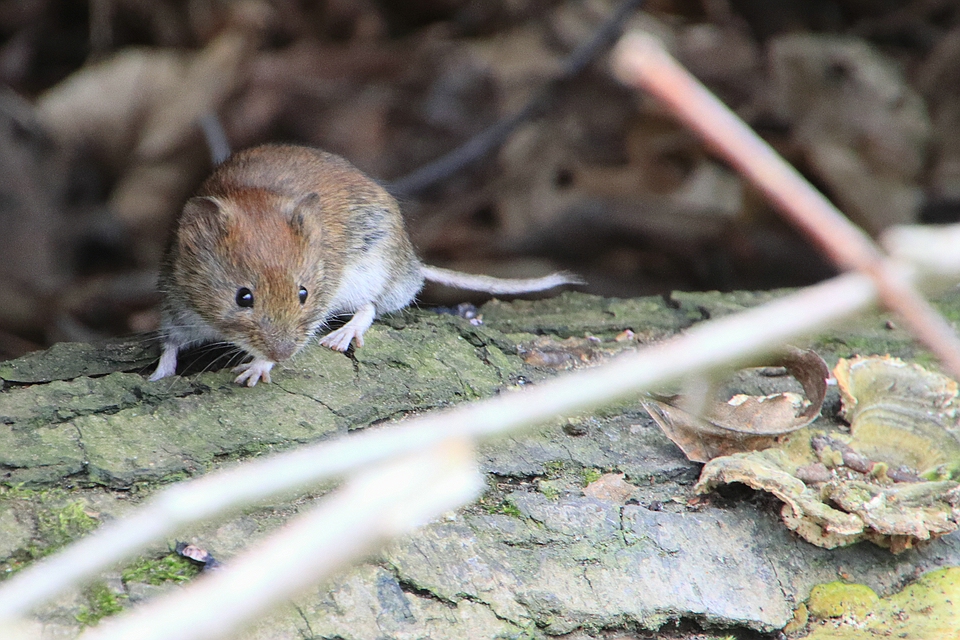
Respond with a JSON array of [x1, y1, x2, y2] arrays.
[[420, 265, 583, 294]]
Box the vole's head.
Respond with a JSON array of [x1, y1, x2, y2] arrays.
[[171, 189, 326, 362]]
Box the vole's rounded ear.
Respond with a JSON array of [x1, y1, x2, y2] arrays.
[[176, 197, 228, 248], [181, 196, 224, 223], [287, 192, 319, 233]]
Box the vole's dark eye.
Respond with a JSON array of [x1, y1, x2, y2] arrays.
[[298, 286, 308, 304], [236, 287, 254, 308]]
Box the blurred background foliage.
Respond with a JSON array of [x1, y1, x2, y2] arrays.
[[0, 0, 957, 359]]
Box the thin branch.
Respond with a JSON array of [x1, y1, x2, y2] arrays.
[[80, 440, 481, 640], [387, 0, 645, 197], [612, 32, 960, 379], [198, 112, 231, 165]]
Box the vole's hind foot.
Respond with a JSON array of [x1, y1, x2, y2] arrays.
[[319, 302, 376, 352], [232, 358, 275, 386], [149, 345, 180, 381]]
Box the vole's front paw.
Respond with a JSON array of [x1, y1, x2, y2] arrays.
[[232, 358, 275, 386], [319, 326, 364, 352]]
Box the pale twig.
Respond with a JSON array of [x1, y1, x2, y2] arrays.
[[79, 439, 481, 640], [198, 111, 231, 165], [882, 223, 960, 289], [611, 32, 960, 379]]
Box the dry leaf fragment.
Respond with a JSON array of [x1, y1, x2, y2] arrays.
[[643, 348, 828, 463], [176, 541, 222, 571], [642, 400, 781, 463]]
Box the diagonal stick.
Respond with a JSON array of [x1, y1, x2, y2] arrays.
[[612, 32, 960, 378]]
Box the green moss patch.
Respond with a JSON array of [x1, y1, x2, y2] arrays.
[[122, 553, 200, 585], [75, 581, 125, 627], [801, 568, 960, 638], [0, 488, 100, 575], [807, 581, 879, 618]]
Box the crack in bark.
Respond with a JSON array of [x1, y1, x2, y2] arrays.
[[380, 562, 457, 609], [71, 422, 89, 470], [273, 382, 342, 418], [292, 603, 317, 640]]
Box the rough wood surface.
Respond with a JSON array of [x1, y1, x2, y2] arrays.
[[2, 291, 959, 638]]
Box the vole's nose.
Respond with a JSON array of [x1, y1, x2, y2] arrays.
[[259, 322, 299, 361], [267, 339, 298, 362]]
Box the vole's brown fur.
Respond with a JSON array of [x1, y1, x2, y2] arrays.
[[151, 144, 577, 386]]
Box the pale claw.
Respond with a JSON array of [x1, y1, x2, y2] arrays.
[[232, 358, 275, 386]]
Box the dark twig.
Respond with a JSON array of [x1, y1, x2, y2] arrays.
[[198, 111, 232, 166], [387, 0, 645, 197]]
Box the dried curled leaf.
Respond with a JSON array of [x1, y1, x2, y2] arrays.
[[643, 347, 828, 462], [695, 356, 960, 553]]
